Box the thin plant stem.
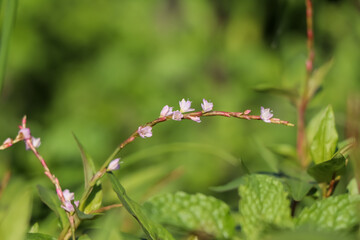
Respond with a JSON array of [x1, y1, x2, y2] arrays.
[[297, 0, 314, 168]]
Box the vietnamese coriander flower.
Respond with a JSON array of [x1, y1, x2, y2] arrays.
[[201, 99, 213, 112], [179, 99, 195, 113], [107, 158, 121, 171], [260, 106, 273, 123], [19, 128, 31, 140], [172, 110, 183, 121], [61, 189, 79, 212], [138, 126, 152, 138], [189, 116, 201, 123], [160, 105, 173, 117]]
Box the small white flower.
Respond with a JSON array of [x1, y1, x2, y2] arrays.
[[201, 99, 213, 112], [32, 137, 41, 148], [189, 116, 201, 123], [61, 201, 75, 212], [172, 110, 183, 121], [160, 105, 173, 117], [107, 158, 121, 171], [179, 99, 195, 113], [138, 126, 152, 138], [2, 138, 12, 146], [260, 107, 273, 123], [19, 128, 31, 140], [63, 189, 75, 202]]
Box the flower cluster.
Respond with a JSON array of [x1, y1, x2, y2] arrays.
[[161, 98, 213, 122], [19, 128, 41, 150], [61, 189, 79, 213]]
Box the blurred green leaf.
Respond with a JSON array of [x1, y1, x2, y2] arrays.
[[347, 178, 359, 196], [26, 233, 56, 240], [254, 85, 299, 106], [307, 59, 334, 101], [307, 105, 338, 164], [107, 172, 175, 240], [296, 194, 360, 231], [210, 177, 244, 192], [263, 228, 356, 240], [285, 178, 314, 201], [75, 206, 96, 220], [307, 153, 346, 183], [338, 138, 356, 157], [143, 192, 235, 239], [0, 0, 18, 91], [0, 187, 32, 240], [36, 185, 68, 229], [238, 174, 293, 239], [73, 133, 97, 188], [28, 222, 39, 233]]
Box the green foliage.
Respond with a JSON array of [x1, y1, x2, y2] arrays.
[[307, 153, 346, 183], [0, 0, 18, 90], [285, 178, 314, 201], [306, 59, 333, 101], [307, 105, 338, 164], [143, 191, 235, 239], [238, 174, 293, 239], [36, 185, 68, 229], [26, 233, 56, 240], [296, 194, 360, 231], [108, 172, 175, 240], [0, 181, 32, 240]]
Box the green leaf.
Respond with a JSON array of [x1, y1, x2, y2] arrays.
[[254, 85, 299, 106], [307, 59, 333, 101], [0, 0, 18, 91], [0, 187, 32, 240], [28, 222, 39, 233], [285, 178, 315, 201], [36, 185, 68, 229], [210, 177, 244, 192], [347, 178, 359, 196], [75, 206, 96, 220], [143, 192, 235, 239], [73, 134, 103, 213], [296, 194, 360, 231], [26, 233, 57, 240], [81, 182, 103, 214], [307, 105, 338, 164], [307, 153, 346, 183], [73, 133, 97, 188], [238, 174, 293, 239], [107, 172, 175, 240]]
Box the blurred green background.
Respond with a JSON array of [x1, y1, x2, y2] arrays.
[[0, 0, 359, 237]]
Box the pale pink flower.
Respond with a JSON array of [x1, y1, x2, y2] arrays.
[[260, 107, 273, 123], [172, 110, 183, 121], [61, 189, 79, 212], [19, 128, 31, 140], [138, 126, 152, 138], [25, 137, 41, 150], [244, 109, 251, 115], [160, 105, 173, 117], [107, 158, 121, 171], [189, 116, 201, 123], [201, 99, 213, 112], [179, 99, 195, 113], [2, 138, 12, 147]]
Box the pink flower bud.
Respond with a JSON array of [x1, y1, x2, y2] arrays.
[[107, 158, 121, 171]]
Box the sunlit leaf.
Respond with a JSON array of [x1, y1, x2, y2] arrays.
[[307, 105, 338, 164], [296, 194, 360, 231], [238, 174, 293, 239], [210, 177, 244, 192], [143, 192, 235, 239], [0, 187, 32, 240], [107, 172, 175, 240], [307, 153, 346, 183]]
